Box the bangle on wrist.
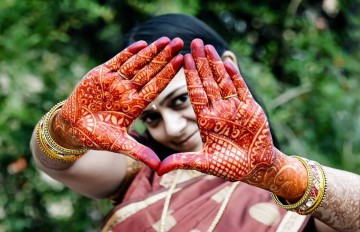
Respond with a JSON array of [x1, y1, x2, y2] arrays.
[[271, 156, 327, 215], [36, 101, 88, 162], [271, 156, 314, 210]]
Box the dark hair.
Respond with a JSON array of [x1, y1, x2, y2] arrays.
[[121, 13, 229, 56], [124, 13, 280, 150]]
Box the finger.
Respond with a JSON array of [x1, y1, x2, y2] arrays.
[[205, 45, 237, 100], [157, 152, 209, 175], [138, 54, 183, 104], [224, 62, 253, 102], [111, 135, 161, 170], [105, 41, 148, 71], [184, 54, 209, 115], [119, 37, 171, 80], [132, 38, 184, 87], [110, 54, 183, 120], [191, 39, 222, 104]]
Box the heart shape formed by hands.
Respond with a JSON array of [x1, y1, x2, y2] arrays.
[[56, 37, 184, 170], [157, 39, 276, 181]]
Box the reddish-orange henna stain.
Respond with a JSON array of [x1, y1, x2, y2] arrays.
[[132, 38, 184, 87], [158, 40, 307, 201], [119, 37, 171, 78], [159, 40, 275, 179], [51, 38, 184, 170]]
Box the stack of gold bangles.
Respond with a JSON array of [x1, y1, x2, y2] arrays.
[[271, 156, 327, 215], [37, 101, 88, 162]]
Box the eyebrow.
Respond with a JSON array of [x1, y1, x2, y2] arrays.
[[159, 84, 187, 106], [141, 84, 187, 115]]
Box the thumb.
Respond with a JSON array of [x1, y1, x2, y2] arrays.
[[157, 152, 209, 176], [118, 136, 161, 171]]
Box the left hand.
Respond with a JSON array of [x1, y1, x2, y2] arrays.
[[57, 37, 184, 170], [158, 39, 275, 181]]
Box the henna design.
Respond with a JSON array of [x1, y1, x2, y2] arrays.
[[132, 39, 183, 87], [158, 39, 275, 181], [156, 39, 311, 203], [52, 37, 184, 170], [191, 43, 222, 104], [119, 38, 175, 79], [206, 50, 237, 99], [245, 150, 308, 201], [312, 167, 360, 232]]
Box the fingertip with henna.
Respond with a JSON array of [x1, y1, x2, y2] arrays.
[[190, 39, 205, 57], [157, 156, 177, 176], [169, 37, 184, 56], [204, 45, 221, 60], [131, 147, 161, 171], [224, 62, 239, 76], [191, 38, 204, 47], [147, 156, 161, 171], [154, 36, 171, 51], [183, 54, 196, 70], [127, 40, 148, 53], [171, 54, 184, 72]]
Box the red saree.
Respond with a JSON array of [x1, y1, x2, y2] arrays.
[[102, 166, 310, 232]]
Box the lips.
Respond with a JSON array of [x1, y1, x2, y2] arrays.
[[172, 131, 197, 146]]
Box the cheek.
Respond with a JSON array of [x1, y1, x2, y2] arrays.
[[148, 126, 167, 143], [184, 106, 197, 121]]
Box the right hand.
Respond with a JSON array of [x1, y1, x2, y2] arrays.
[[56, 37, 184, 170], [158, 39, 275, 179]]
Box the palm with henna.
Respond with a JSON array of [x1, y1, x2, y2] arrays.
[[158, 39, 275, 181], [52, 37, 184, 170]]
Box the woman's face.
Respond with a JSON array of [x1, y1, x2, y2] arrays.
[[139, 68, 203, 153]]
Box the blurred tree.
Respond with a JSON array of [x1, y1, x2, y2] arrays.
[[0, 0, 359, 231]]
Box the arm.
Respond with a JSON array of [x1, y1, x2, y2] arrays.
[[158, 39, 360, 232], [245, 149, 360, 232], [31, 37, 184, 199], [31, 131, 128, 198], [313, 166, 360, 231]]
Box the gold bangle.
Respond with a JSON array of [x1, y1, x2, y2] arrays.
[[271, 156, 327, 215], [296, 160, 327, 215], [42, 101, 88, 155], [36, 101, 88, 162], [271, 156, 314, 210], [37, 120, 84, 162]]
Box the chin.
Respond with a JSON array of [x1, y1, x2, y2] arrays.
[[170, 142, 201, 153], [168, 132, 202, 153], [184, 139, 203, 153]]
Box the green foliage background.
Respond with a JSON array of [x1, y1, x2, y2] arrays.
[[0, 0, 359, 231]]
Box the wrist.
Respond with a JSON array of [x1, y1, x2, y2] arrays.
[[243, 148, 307, 202], [50, 108, 83, 149], [36, 101, 88, 163], [271, 156, 327, 215]]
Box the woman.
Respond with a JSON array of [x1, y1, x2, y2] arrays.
[[30, 14, 359, 231]]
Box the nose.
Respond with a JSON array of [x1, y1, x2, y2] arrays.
[[162, 109, 187, 137]]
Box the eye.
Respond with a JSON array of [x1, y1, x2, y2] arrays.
[[171, 93, 190, 108], [140, 113, 160, 127]]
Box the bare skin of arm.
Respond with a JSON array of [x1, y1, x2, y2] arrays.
[[31, 37, 184, 198], [313, 166, 360, 232], [157, 39, 360, 232], [31, 131, 128, 199]]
